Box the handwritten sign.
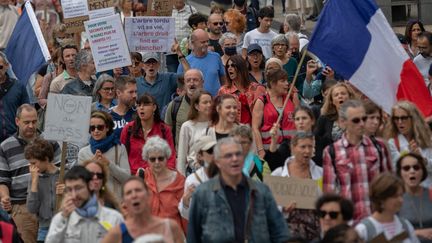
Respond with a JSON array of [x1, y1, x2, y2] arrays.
[[61, 0, 89, 19], [63, 0, 113, 33], [264, 175, 320, 210], [89, 6, 115, 19], [124, 17, 175, 52], [44, 94, 92, 144], [147, 0, 174, 16], [85, 14, 132, 72]]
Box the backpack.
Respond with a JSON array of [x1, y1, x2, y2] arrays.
[[360, 217, 409, 242], [170, 96, 183, 142]]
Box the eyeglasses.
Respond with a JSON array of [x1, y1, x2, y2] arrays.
[[101, 87, 115, 92], [212, 22, 224, 26], [351, 116, 367, 124], [318, 210, 340, 219], [89, 125, 106, 132], [90, 172, 104, 179], [221, 151, 242, 160], [148, 156, 165, 163], [226, 63, 236, 68], [402, 164, 421, 172], [392, 115, 411, 122]]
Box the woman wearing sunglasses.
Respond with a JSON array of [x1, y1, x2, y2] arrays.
[[355, 173, 419, 243], [141, 136, 187, 234], [271, 131, 322, 241], [81, 159, 120, 210], [385, 101, 432, 186], [78, 111, 130, 199], [397, 153, 432, 242], [91, 74, 117, 112], [218, 55, 266, 125]]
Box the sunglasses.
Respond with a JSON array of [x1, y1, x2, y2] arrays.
[[318, 210, 340, 219], [101, 87, 115, 92], [402, 164, 421, 171], [89, 125, 106, 132], [148, 156, 165, 163], [213, 22, 224, 26], [392, 115, 411, 122], [204, 147, 214, 154], [90, 172, 103, 179], [227, 63, 236, 68], [351, 116, 367, 124]]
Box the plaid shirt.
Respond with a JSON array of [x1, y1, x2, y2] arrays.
[[322, 134, 392, 223], [172, 4, 196, 42]]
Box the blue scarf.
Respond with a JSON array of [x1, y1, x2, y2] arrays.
[[89, 133, 119, 154], [75, 194, 99, 218]]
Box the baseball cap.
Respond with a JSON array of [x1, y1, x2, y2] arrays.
[[141, 52, 160, 63], [247, 44, 263, 54], [192, 136, 217, 154]]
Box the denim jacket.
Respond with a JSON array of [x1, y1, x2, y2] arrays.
[[187, 175, 290, 243]]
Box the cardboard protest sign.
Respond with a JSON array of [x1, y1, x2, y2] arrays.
[[124, 17, 175, 52], [264, 175, 319, 210], [63, 0, 113, 33], [85, 14, 131, 72], [44, 94, 92, 144], [61, 0, 89, 19], [147, 0, 174, 16], [89, 6, 115, 19]]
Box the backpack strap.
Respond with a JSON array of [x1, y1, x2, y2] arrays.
[[160, 123, 167, 140], [369, 136, 384, 172], [170, 96, 183, 142], [125, 125, 132, 154], [328, 143, 341, 189], [194, 172, 203, 184], [394, 135, 401, 152], [360, 217, 377, 241]]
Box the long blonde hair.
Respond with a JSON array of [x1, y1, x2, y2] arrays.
[[384, 101, 432, 149], [320, 82, 356, 120]]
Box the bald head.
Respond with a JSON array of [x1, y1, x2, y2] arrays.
[[191, 29, 209, 56], [208, 14, 223, 35]]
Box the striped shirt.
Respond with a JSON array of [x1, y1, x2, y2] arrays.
[[322, 134, 392, 223], [0, 134, 61, 202]]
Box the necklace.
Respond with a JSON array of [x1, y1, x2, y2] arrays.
[[409, 188, 423, 228]]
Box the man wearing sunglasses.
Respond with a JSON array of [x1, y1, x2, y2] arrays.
[[46, 166, 123, 243], [207, 13, 224, 56], [322, 99, 392, 224], [187, 137, 289, 242]]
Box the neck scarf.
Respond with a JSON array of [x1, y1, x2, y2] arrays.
[[89, 132, 119, 154], [75, 194, 99, 218]]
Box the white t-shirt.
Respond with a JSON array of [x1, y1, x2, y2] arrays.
[[242, 28, 278, 59], [413, 54, 432, 87], [355, 216, 419, 243]]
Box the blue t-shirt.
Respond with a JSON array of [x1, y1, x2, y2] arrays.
[[177, 52, 225, 96], [110, 107, 136, 139], [136, 72, 178, 112]]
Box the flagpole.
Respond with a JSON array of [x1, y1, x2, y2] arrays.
[[276, 46, 309, 124]]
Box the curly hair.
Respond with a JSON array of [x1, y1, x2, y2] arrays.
[[320, 83, 356, 120], [384, 101, 432, 149], [224, 9, 246, 34]]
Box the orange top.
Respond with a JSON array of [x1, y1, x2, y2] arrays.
[[145, 169, 187, 233]]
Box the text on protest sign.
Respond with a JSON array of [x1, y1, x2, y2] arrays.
[[63, 0, 113, 33], [147, 0, 174, 16], [44, 94, 92, 144], [85, 14, 132, 72], [124, 17, 175, 52], [264, 175, 320, 210], [61, 0, 89, 19]]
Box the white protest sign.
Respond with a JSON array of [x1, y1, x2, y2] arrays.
[[89, 6, 115, 19], [61, 0, 89, 19], [44, 94, 92, 144], [264, 175, 320, 210], [124, 17, 175, 52], [85, 14, 132, 72]]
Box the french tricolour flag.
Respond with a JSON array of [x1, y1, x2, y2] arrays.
[[308, 0, 432, 116], [5, 1, 50, 85]]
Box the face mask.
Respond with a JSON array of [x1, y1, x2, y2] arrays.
[[224, 46, 237, 56]]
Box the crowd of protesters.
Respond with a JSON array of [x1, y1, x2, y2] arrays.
[[1, 0, 432, 242]]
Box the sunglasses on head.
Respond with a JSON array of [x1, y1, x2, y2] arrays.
[[392, 115, 411, 122], [148, 156, 165, 163], [402, 164, 421, 171], [90, 172, 103, 179], [89, 125, 106, 132], [318, 210, 340, 219], [351, 116, 367, 124]]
